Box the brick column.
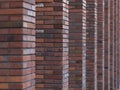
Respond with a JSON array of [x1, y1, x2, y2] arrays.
[[117, 1, 120, 89], [115, 0, 118, 88], [116, 1, 119, 87], [110, 0, 114, 89], [114, 0, 118, 90], [86, 0, 97, 90], [118, 1, 120, 89], [116, 0, 120, 89], [36, 0, 69, 90], [0, 0, 35, 90], [108, 0, 111, 89], [113, 1, 120, 89], [69, 0, 83, 89], [104, 0, 109, 90], [96, 0, 104, 90]]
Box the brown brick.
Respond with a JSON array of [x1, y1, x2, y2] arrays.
[[0, 0, 35, 90], [36, 0, 69, 90]]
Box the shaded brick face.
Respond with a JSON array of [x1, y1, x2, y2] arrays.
[[0, 0, 36, 90], [69, 0, 84, 89], [36, 0, 69, 90], [104, 0, 109, 90], [97, 0, 104, 90], [85, 0, 97, 90]]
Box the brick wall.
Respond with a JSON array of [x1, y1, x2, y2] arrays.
[[116, 0, 120, 89], [97, 0, 104, 90], [69, 0, 83, 89], [104, 0, 109, 89], [0, 0, 120, 90], [86, 0, 97, 89], [108, 1, 111, 89], [36, 0, 69, 89], [0, 0, 35, 90], [69, 0, 120, 90], [110, 0, 114, 89], [117, 0, 120, 89], [114, 0, 117, 89]]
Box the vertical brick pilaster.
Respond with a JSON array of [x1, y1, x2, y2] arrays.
[[110, 0, 114, 89], [115, 6, 117, 90], [117, 1, 120, 89], [108, 0, 111, 89], [86, 0, 97, 90], [96, 0, 104, 90], [104, 0, 109, 90], [69, 0, 83, 89], [114, 0, 117, 89], [36, 0, 69, 90], [0, 0, 36, 90]]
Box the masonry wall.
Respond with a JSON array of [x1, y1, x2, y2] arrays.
[[0, 0, 120, 90], [97, 0, 104, 90], [0, 0, 36, 90], [116, 0, 120, 89], [117, 0, 120, 89], [114, 0, 117, 89], [104, 0, 109, 89], [69, 0, 120, 90], [69, 0, 83, 89], [110, 0, 114, 89], [36, 0, 69, 90], [86, 0, 97, 89]]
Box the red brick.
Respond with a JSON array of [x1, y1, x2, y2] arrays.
[[0, 0, 35, 90]]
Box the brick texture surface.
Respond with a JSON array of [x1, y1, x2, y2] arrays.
[[118, 0, 120, 88], [0, 0, 120, 90], [114, 0, 117, 89], [69, 0, 83, 89], [0, 0, 36, 90], [104, 0, 109, 90], [108, 2, 111, 89], [110, 0, 114, 89], [36, 0, 69, 90], [116, 0, 120, 89], [97, 0, 104, 90], [86, 0, 97, 90]]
